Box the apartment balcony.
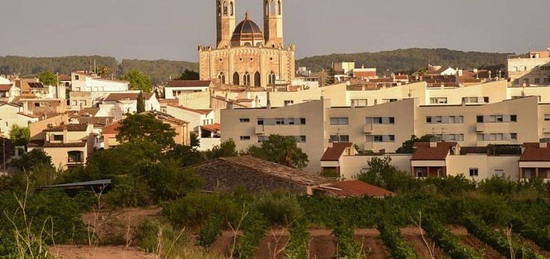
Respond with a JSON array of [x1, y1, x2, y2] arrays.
[[255, 125, 265, 135], [363, 124, 395, 134]]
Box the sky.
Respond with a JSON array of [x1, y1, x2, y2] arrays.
[[1, 0, 549, 61]]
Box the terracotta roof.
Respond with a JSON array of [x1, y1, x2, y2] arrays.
[[102, 122, 121, 135], [218, 156, 327, 186], [321, 143, 353, 161], [0, 84, 12, 91], [520, 143, 550, 162], [43, 142, 87, 148], [44, 123, 89, 132], [167, 80, 211, 88], [28, 82, 45, 88], [353, 71, 377, 78], [169, 105, 212, 115], [201, 123, 221, 133], [104, 93, 153, 102], [412, 142, 457, 160], [315, 180, 394, 198], [58, 74, 71, 81]]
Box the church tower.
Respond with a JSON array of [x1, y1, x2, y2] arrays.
[[264, 0, 284, 48], [216, 0, 236, 48]]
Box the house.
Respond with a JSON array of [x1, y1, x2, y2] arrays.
[[519, 143, 550, 182], [320, 142, 356, 176], [96, 92, 160, 120], [28, 123, 96, 170], [0, 84, 20, 102], [411, 142, 457, 177], [193, 156, 327, 194], [164, 80, 212, 99], [0, 102, 39, 137], [508, 50, 550, 86], [18, 99, 67, 117], [310, 180, 394, 198], [69, 71, 130, 110], [101, 122, 120, 149], [162, 104, 219, 150]]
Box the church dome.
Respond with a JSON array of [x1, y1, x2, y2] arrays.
[[231, 12, 264, 47]]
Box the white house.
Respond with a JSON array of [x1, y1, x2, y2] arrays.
[[96, 92, 160, 120], [0, 102, 39, 137], [162, 104, 219, 150], [164, 80, 211, 99], [69, 72, 130, 110]]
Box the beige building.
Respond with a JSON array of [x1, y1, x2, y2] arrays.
[[508, 50, 550, 86], [198, 0, 295, 88]]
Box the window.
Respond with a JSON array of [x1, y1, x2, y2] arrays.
[[545, 114, 550, 121], [240, 118, 250, 123], [300, 118, 306, 125], [477, 116, 484, 123], [329, 135, 349, 143], [351, 99, 367, 107], [330, 117, 349, 125], [243, 72, 251, 86], [257, 118, 264, 125], [258, 136, 268, 143], [493, 169, 505, 177], [483, 97, 490, 103], [275, 118, 285, 125], [53, 135, 64, 141], [240, 136, 251, 141], [372, 135, 395, 142], [284, 100, 294, 106], [298, 136, 307, 143], [68, 151, 83, 163], [469, 168, 479, 177], [510, 115, 517, 122], [74, 75, 79, 80], [430, 97, 448, 104]]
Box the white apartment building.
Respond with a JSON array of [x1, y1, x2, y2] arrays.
[[507, 50, 550, 87], [69, 72, 130, 110], [96, 93, 160, 120], [161, 104, 220, 150]]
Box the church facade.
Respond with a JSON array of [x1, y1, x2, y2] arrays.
[[198, 0, 296, 88]]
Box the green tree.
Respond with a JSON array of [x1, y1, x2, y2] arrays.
[[205, 139, 238, 160], [136, 91, 146, 113], [190, 132, 200, 148], [123, 70, 152, 92], [177, 69, 200, 80], [10, 149, 53, 172], [166, 144, 204, 167], [248, 135, 308, 169], [396, 134, 435, 153], [116, 113, 176, 149], [38, 71, 57, 86], [9, 125, 30, 146]]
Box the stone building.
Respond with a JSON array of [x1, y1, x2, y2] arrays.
[[198, 0, 296, 88]]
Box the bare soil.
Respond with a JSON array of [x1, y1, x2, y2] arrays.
[[355, 229, 390, 259], [448, 226, 502, 259], [50, 245, 156, 259], [400, 227, 449, 259]]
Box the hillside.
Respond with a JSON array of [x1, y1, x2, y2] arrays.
[[296, 48, 512, 73], [0, 56, 197, 84]]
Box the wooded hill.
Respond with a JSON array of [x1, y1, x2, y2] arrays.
[[296, 48, 512, 73]]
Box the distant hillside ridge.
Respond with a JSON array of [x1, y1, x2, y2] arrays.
[[296, 48, 512, 73], [0, 56, 198, 84]]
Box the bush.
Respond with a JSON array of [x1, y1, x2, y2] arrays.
[[285, 219, 309, 259], [134, 219, 162, 252], [464, 216, 544, 259], [254, 193, 303, 226], [332, 220, 363, 259], [422, 217, 483, 259], [197, 215, 223, 248], [510, 217, 550, 251], [162, 193, 239, 228], [377, 221, 421, 259], [233, 209, 269, 259]]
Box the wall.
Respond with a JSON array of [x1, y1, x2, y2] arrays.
[[447, 155, 520, 180], [338, 154, 412, 179]]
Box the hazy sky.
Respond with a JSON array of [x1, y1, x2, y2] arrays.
[[1, 0, 549, 61]]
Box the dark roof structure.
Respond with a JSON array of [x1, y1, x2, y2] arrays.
[[167, 80, 211, 88], [312, 180, 394, 198], [231, 13, 264, 44], [43, 123, 88, 132], [520, 143, 550, 162], [321, 143, 353, 161], [412, 142, 457, 160], [104, 93, 153, 102]]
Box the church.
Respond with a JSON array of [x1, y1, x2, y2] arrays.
[[198, 0, 296, 88]]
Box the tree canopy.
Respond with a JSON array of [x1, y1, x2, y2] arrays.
[[116, 113, 176, 149], [38, 71, 57, 86], [248, 135, 308, 169], [10, 149, 53, 172], [177, 69, 200, 80], [396, 134, 435, 153], [123, 70, 153, 93], [9, 126, 30, 146]]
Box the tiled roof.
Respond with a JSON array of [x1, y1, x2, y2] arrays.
[[167, 80, 211, 88], [44, 142, 87, 148], [44, 123, 88, 132], [28, 82, 45, 88], [218, 156, 327, 186], [315, 180, 394, 198], [58, 74, 71, 81], [102, 122, 121, 135], [104, 93, 153, 102], [321, 142, 353, 161], [201, 123, 221, 133], [520, 143, 550, 162], [412, 142, 457, 160], [0, 84, 12, 91]]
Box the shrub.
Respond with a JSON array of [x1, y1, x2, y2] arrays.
[[377, 221, 421, 259], [510, 217, 550, 251], [254, 193, 303, 226], [285, 219, 309, 259], [162, 193, 239, 228], [332, 220, 363, 259], [464, 216, 544, 259], [134, 219, 162, 252], [197, 215, 223, 248], [233, 209, 269, 259], [422, 217, 483, 259]]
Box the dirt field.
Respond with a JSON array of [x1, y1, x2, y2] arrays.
[[50, 245, 156, 259], [355, 229, 390, 259], [448, 226, 502, 259], [400, 227, 449, 259]]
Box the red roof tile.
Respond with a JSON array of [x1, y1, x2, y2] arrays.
[[167, 80, 211, 88], [0, 85, 12, 91], [315, 180, 394, 197], [412, 142, 457, 160], [102, 122, 121, 135], [520, 143, 550, 162], [201, 123, 221, 133], [321, 142, 353, 161]]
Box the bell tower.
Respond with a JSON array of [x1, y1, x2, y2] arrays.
[[264, 0, 284, 48], [216, 0, 236, 48]]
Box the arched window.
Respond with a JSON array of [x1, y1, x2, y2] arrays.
[[278, 0, 282, 15], [233, 72, 240, 85], [270, 1, 277, 16], [254, 72, 261, 87], [223, 1, 228, 15], [268, 72, 276, 85], [243, 72, 251, 86], [218, 72, 226, 84], [230, 1, 234, 16]]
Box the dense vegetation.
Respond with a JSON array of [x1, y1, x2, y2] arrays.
[[297, 48, 511, 73], [0, 56, 197, 84]]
